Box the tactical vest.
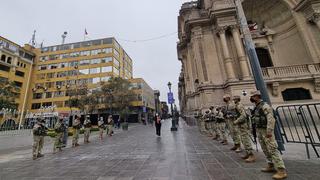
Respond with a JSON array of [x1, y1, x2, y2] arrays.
[[34, 125, 47, 136], [253, 102, 268, 128]]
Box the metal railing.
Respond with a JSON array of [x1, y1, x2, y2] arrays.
[[276, 103, 320, 158]]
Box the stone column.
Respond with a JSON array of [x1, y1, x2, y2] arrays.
[[231, 26, 251, 80], [217, 27, 237, 81]]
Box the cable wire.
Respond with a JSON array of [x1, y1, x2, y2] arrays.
[[117, 32, 178, 43]]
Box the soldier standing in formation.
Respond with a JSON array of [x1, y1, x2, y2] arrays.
[[250, 91, 287, 179], [83, 115, 92, 143], [72, 115, 81, 147], [215, 106, 227, 145], [223, 94, 242, 152], [233, 95, 256, 163], [53, 117, 65, 153], [32, 118, 47, 160], [106, 115, 114, 136], [98, 117, 105, 140], [204, 110, 212, 137], [209, 106, 219, 140]]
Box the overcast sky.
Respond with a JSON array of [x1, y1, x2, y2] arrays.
[[1, 0, 191, 104]]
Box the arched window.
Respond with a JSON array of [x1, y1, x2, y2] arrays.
[[256, 48, 273, 68], [7, 57, 12, 64], [1, 55, 6, 62], [282, 88, 312, 101]]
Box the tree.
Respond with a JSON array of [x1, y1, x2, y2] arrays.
[[0, 78, 20, 110], [101, 77, 135, 122], [67, 84, 89, 115]]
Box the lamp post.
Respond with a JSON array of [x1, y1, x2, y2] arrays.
[[168, 82, 177, 131]]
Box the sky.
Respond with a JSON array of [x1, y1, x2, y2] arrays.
[[1, 0, 192, 105]]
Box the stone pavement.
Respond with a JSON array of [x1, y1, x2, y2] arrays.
[[0, 120, 319, 180]]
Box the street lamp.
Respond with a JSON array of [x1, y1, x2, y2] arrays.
[[167, 82, 177, 131]]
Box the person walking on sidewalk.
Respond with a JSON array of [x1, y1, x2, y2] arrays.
[[155, 113, 161, 136], [83, 115, 92, 143], [53, 117, 64, 153], [233, 95, 256, 163], [250, 91, 287, 179], [98, 117, 105, 140], [72, 115, 81, 147], [32, 118, 47, 160], [106, 115, 114, 136]]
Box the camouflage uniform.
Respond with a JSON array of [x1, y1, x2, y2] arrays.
[[32, 119, 47, 160], [204, 111, 212, 137], [106, 116, 114, 136], [83, 117, 92, 143], [199, 112, 207, 134], [234, 100, 255, 160], [98, 117, 105, 140], [225, 100, 241, 149], [53, 119, 64, 153], [216, 108, 227, 144], [72, 117, 81, 147], [252, 101, 286, 170], [209, 108, 219, 139]]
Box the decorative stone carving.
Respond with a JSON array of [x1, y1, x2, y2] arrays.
[[314, 78, 320, 93], [272, 82, 280, 96]]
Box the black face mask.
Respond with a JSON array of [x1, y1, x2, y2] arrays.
[[250, 97, 255, 103]]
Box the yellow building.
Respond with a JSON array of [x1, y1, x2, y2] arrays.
[[0, 36, 35, 125], [27, 38, 133, 116]]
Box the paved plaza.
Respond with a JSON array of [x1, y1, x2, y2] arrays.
[[0, 120, 320, 180]]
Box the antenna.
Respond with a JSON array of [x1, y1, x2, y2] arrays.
[[29, 30, 36, 47], [61, 31, 68, 44]]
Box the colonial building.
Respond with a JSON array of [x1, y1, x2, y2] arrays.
[[177, 0, 320, 116]]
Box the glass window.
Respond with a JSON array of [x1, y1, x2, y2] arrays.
[[31, 103, 41, 109], [15, 70, 25, 77], [91, 58, 101, 64], [70, 52, 80, 57], [101, 57, 112, 63], [80, 59, 90, 66], [69, 61, 79, 67], [113, 67, 120, 76], [56, 81, 65, 87], [47, 72, 55, 78], [102, 48, 112, 54], [39, 65, 47, 70], [113, 49, 120, 58], [90, 67, 100, 74], [45, 92, 52, 98], [92, 77, 100, 84], [113, 59, 120, 67], [101, 76, 110, 82], [42, 102, 52, 107], [101, 66, 112, 73], [91, 49, 102, 55], [54, 91, 64, 97], [60, 62, 68, 68], [79, 69, 89, 75], [80, 50, 90, 56], [33, 93, 43, 99]]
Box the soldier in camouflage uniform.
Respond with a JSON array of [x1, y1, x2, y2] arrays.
[[209, 106, 219, 140], [72, 115, 81, 147], [53, 117, 65, 153], [233, 95, 256, 163], [199, 110, 207, 134], [250, 91, 287, 179], [204, 110, 212, 137], [32, 118, 47, 160], [83, 115, 92, 143], [216, 106, 227, 145], [223, 94, 241, 151]]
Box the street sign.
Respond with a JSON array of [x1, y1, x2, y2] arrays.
[[168, 92, 174, 104], [143, 107, 147, 113]]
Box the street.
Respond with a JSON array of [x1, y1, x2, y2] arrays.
[[0, 120, 319, 180]]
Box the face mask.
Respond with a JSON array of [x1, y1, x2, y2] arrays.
[[250, 97, 255, 103]]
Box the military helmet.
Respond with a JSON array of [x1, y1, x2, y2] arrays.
[[250, 90, 261, 97], [223, 94, 231, 99], [205, 110, 210, 113], [233, 95, 241, 100]]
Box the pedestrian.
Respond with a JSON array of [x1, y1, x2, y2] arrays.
[[106, 115, 114, 136], [117, 117, 121, 129], [233, 95, 256, 163], [32, 118, 47, 160], [250, 91, 287, 179], [216, 106, 228, 145], [53, 117, 64, 153], [155, 113, 161, 136], [223, 94, 242, 152], [62, 117, 69, 148], [98, 117, 105, 140], [72, 115, 81, 147], [83, 115, 92, 143]]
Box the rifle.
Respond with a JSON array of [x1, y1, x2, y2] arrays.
[[251, 123, 258, 152]]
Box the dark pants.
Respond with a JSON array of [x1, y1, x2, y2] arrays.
[[155, 123, 161, 136]]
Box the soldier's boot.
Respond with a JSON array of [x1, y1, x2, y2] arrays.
[[222, 140, 228, 145], [241, 154, 250, 160], [230, 144, 238, 151], [212, 135, 218, 140], [235, 144, 242, 153], [32, 155, 37, 160], [261, 163, 276, 173], [272, 168, 287, 179], [245, 154, 256, 163], [37, 153, 44, 158]]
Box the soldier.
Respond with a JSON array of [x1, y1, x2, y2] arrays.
[[39, 118, 47, 157], [98, 117, 105, 140], [199, 110, 207, 134], [233, 95, 256, 163], [72, 115, 81, 147], [250, 91, 287, 179], [209, 106, 219, 140], [223, 94, 242, 152], [53, 117, 64, 153], [216, 106, 228, 145], [32, 118, 47, 160], [106, 115, 114, 136], [83, 115, 92, 143], [204, 110, 212, 137]]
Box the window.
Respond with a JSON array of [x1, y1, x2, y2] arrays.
[[101, 66, 112, 73], [92, 77, 100, 84], [56, 81, 65, 87], [0, 64, 10, 72], [45, 92, 52, 98], [256, 48, 273, 68], [91, 58, 101, 64], [49, 64, 58, 69], [90, 67, 100, 74], [69, 61, 78, 67], [113, 67, 120, 76], [282, 88, 312, 101], [54, 91, 64, 97], [101, 76, 110, 82], [102, 48, 112, 54], [45, 82, 54, 88], [14, 70, 24, 77], [60, 62, 68, 68], [79, 69, 89, 75], [113, 49, 120, 58], [53, 101, 64, 108], [113, 59, 120, 67], [70, 52, 80, 57], [114, 40, 120, 49], [101, 57, 112, 63], [80, 51, 90, 56], [80, 59, 90, 66], [56, 71, 67, 78], [33, 93, 43, 99], [39, 65, 47, 70], [42, 102, 52, 107], [31, 103, 41, 109], [47, 73, 55, 78], [6, 57, 12, 64], [1, 55, 6, 62], [91, 49, 102, 55]]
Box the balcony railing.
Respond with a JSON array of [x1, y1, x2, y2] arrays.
[[262, 63, 320, 80]]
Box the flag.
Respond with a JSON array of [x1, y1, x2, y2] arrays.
[[85, 29, 88, 35]]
